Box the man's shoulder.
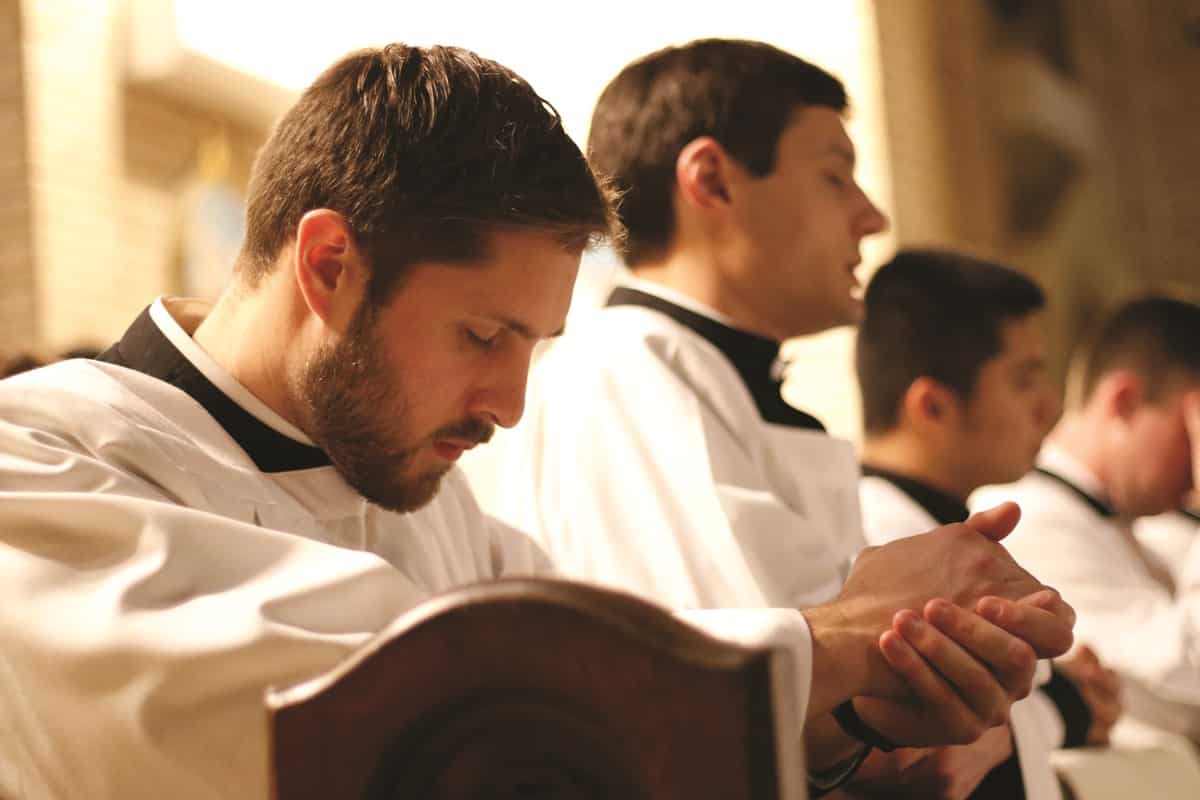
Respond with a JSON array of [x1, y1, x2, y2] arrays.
[[858, 473, 916, 510], [0, 359, 258, 493], [548, 306, 680, 361], [2, 359, 210, 439], [2, 360, 148, 428], [536, 305, 739, 402], [973, 472, 1108, 542], [858, 475, 937, 545], [973, 471, 1059, 508]]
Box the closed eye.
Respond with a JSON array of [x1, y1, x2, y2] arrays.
[[464, 326, 501, 350], [825, 172, 848, 190]]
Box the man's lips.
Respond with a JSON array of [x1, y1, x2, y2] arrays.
[[432, 439, 480, 461]]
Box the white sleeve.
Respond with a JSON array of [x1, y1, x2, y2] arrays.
[[0, 416, 430, 800], [1136, 511, 1200, 587], [496, 342, 851, 611]]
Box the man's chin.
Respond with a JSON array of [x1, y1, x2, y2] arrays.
[[350, 466, 451, 514], [820, 292, 863, 331], [821, 307, 861, 334]]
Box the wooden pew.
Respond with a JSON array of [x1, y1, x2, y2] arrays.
[[267, 578, 804, 799]]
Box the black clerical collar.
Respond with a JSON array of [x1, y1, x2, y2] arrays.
[[605, 286, 825, 431], [1033, 467, 1116, 519], [97, 305, 332, 473], [860, 465, 970, 525]]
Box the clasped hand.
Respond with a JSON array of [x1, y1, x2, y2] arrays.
[[838, 502, 1075, 748]]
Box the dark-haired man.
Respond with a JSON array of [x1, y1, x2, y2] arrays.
[[855, 249, 1121, 797], [0, 43, 608, 798], [976, 295, 1200, 742], [0, 42, 1069, 799], [495, 38, 1075, 795]]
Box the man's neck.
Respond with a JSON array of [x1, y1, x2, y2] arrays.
[[1045, 413, 1110, 494], [192, 277, 309, 434], [860, 435, 974, 503], [630, 250, 793, 342]]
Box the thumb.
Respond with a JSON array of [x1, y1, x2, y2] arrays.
[[965, 502, 1022, 542]]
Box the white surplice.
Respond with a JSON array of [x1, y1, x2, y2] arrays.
[[860, 473, 1064, 800], [974, 445, 1200, 741], [0, 298, 816, 800], [1136, 510, 1200, 589], [492, 281, 863, 611]]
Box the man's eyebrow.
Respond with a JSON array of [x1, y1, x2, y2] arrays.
[[497, 316, 565, 341]]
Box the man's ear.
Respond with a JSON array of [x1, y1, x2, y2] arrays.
[[675, 137, 733, 211], [1096, 369, 1145, 421], [293, 209, 365, 332], [902, 377, 962, 434]]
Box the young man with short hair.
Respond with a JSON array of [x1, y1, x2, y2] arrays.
[[856, 249, 1121, 797], [976, 295, 1200, 741], [494, 39, 1075, 795], [0, 43, 608, 798]]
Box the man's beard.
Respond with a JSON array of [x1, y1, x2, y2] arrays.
[[294, 308, 492, 513]]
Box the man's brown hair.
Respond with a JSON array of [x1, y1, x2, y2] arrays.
[[238, 44, 615, 304], [856, 249, 1046, 436], [1076, 295, 1200, 405], [587, 38, 847, 267]]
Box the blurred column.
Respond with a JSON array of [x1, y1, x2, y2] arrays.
[[869, 0, 1200, 384], [1069, 0, 1200, 292], [0, 0, 37, 349], [871, 0, 1003, 251], [20, 0, 123, 350]]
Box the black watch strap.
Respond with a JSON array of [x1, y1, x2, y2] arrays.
[[807, 741, 872, 797], [832, 699, 899, 752]]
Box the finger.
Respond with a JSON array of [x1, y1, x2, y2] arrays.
[[870, 629, 989, 745], [976, 595, 1074, 657], [1020, 588, 1077, 629], [1091, 697, 1123, 726], [1089, 726, 1114, 747], [1094, 710, 1118, 734], [894, 609, 1013, 727], [964, 502, 1022, 542], [924, 599, 1037, 700], [1081, 663, 1122, 699], [1097, 667, 1123, 696]]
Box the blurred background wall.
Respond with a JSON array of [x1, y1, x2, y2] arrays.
[[1, 0, 36, 344], [877, 0, 1200, 387], [1, 0, 1197, 442]]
